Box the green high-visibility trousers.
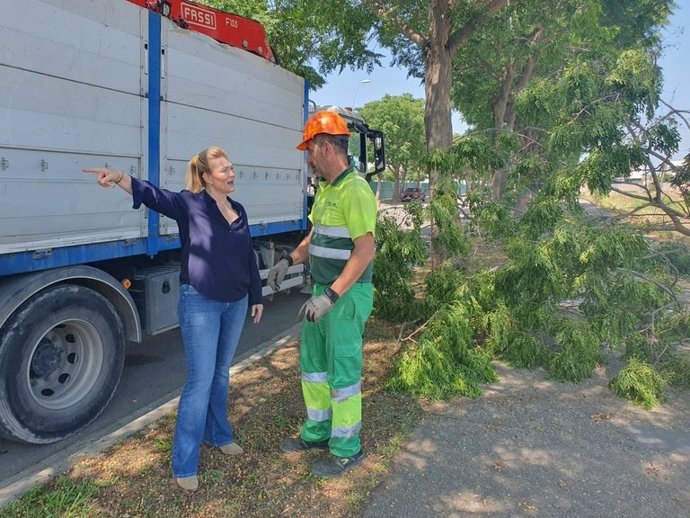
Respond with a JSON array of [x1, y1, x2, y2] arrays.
[[299, 282, 373, 457]]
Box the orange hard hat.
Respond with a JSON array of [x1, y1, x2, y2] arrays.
[[296, 111, 350, 150]]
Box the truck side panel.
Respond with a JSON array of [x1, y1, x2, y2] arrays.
[[0, 0, 307, 272], [159, 24, 305, 235], [0, 0, 147, 256]]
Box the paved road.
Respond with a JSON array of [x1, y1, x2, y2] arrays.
[[364, 361, 690, 517], [0, 289, 309, 490]]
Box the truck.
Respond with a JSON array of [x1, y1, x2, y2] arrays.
[[0, 0, 385, 445]]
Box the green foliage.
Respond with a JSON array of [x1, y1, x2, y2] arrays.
[[610, 358, 666, 408], [578, 145, 646, 195], [601, 0, 675, 48], [497, 236, 572, 311], [386, 195, 685, 401], [656, 243, 690, 275], [482, 210, 678, 384], [519, 198, 565, 238], [581, 270, 667, 350], [467, 194, 513, 238], [423, 262, 467, 314], [502, 333, 551, 370], [372, 212, 428, 322], [645, 121, 681, 157], [547, 319, 601, 382], [451, 134, 507, 175], [606, 49, 662, 115], [670, 150, 690, 194], [515, 78, 559, 129], [659, 353, 690, 390], [624, 318, 690, 390], [484, 302, 512, 352], [487, 301, 550, 369], [428, 176, 469, 259], [389, 302, 498, 400]]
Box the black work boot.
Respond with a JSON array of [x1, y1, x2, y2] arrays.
[[311, 450, 364, 477], [280, 436, 329, 453]]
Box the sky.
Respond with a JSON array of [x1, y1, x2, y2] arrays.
[[310, 3, 689, 160]]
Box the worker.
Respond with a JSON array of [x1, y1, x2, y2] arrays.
[[83, 147, 263, 491], [268, 111, 377, 477]]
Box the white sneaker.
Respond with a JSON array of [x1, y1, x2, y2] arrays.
[[175, 475, 199, 491], [219, 442, 244, 455]]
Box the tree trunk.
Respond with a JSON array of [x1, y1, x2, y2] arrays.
[[393, 165, 403, 201], [492, 46, 538, 201], [490, 64, 514, 201], [425, 1, 454, 266], [424, 0, 454, 177]]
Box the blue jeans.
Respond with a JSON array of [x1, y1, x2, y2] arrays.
[[172, 284, 248, 478]]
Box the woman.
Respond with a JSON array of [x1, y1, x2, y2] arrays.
[[83, 147, 263, 491]]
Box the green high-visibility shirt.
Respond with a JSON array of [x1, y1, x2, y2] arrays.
[[308, 167, 377, 284]]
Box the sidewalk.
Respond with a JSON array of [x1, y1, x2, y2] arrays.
[[363, 361, 690, 517]]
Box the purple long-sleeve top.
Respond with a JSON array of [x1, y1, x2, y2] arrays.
[[131, 177, 262, 305]]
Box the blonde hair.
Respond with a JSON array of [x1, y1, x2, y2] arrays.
[[184, 146, 228, 192]]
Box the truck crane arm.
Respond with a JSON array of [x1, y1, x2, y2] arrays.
[[126, 0, 275, 62]]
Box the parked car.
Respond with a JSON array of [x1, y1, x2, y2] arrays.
[[400, 187, 426, 202]]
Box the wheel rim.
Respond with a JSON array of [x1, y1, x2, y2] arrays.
[[26, 319, 104, 410]]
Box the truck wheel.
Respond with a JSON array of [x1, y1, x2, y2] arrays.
[[0, 285, 125, 444]]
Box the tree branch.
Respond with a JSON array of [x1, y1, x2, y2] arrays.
[[617, 268, 678, 301], [447, 0, 510, 56], [612, 180, 652, 198], [659, 99, 690, 133], [364, 0, 427, 47], [610, 186, 650, 202]]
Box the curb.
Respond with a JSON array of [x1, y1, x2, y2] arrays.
[[0, 323, 302, 507]]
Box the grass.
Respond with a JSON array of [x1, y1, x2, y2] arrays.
[[0, 319, 421, 518], [1, 479, 100, 518], [581, 184, 690, 236]]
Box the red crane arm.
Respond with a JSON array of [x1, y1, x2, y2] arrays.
[[126, 0, 275, 62]]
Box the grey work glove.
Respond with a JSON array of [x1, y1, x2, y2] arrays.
[[267, 257, 291, 291], [299, 287, 339, 323]]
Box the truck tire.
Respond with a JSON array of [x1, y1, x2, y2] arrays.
[[0, 285, 125, 444]]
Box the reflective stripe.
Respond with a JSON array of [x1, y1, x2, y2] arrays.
[[307, 407, 332, 421], [311, 244, 351, 260], [315, 224, 351, 239], [332, 422, 362, 438], [302, 371, 328, 383], [331, 382, 361, 402]]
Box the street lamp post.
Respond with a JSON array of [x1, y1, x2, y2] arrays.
[[351, 79, 371, 109]]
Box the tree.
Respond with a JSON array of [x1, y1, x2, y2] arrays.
[[358, 94, 426, 200], [360, 1, 511, 193], [449, 0, 676, 203], [451, 0, 580, 201], [386, 1, 689, 404]]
